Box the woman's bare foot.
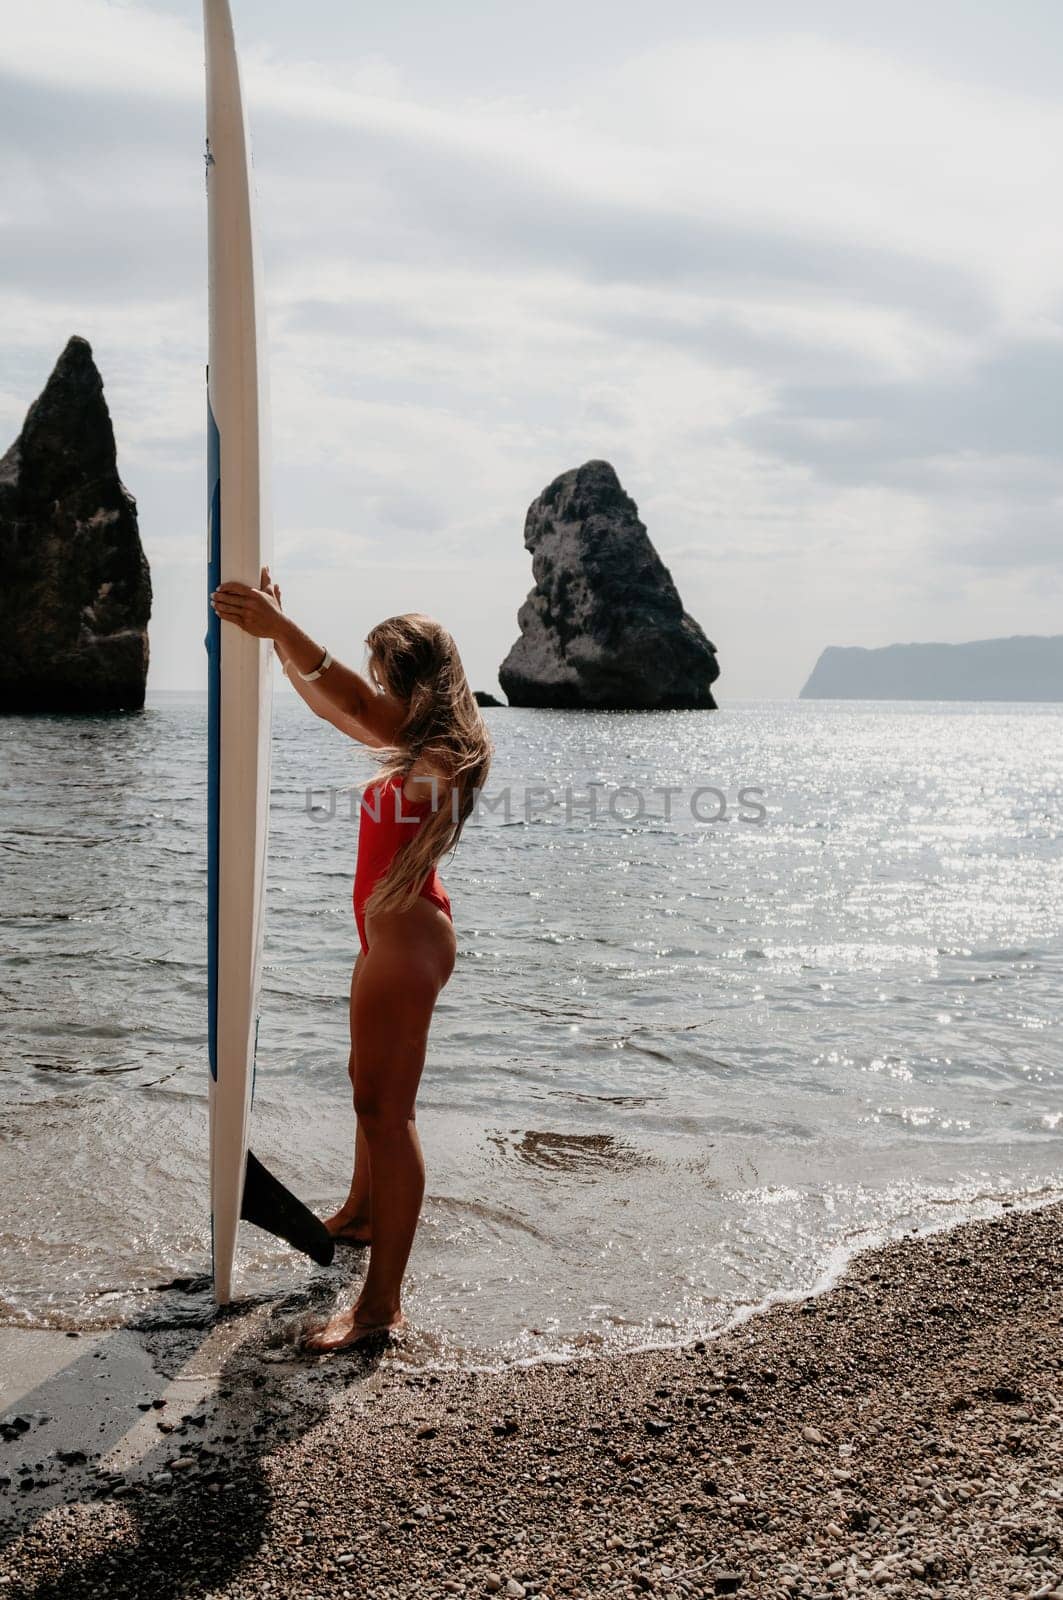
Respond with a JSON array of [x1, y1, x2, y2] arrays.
[[322, 1208, 372, 1247], [301, 1306, 407, 1354]]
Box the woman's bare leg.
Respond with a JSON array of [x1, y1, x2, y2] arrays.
[[323, 954, 375, 1244], [323, 1119, 373, 1244], [305, 902, 455, 1351]]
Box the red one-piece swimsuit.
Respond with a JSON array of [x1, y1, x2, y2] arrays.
[[352, 771, 452, 955]]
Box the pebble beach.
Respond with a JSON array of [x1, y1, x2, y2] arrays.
[[2, 1198, 1060, 1600]]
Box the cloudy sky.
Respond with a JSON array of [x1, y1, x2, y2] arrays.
[[4, 1, 1062, 697]]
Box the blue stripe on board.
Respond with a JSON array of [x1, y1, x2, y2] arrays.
[[206, 398, 221, 1083]]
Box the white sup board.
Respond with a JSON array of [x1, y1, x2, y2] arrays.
[[204, 0, 332, 1304]]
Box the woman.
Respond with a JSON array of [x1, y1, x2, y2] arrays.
[[209, 566, 491, 1350]]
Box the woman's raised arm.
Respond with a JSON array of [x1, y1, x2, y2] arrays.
[[274, 636, 390, 747], [210, 566, 406, 748]]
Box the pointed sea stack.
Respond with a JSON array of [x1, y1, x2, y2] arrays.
[[499, 460, 719, 710], [0, 337, 152, 712]]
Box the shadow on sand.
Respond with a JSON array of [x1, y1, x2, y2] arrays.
[[0, 1265, 392, 1598]]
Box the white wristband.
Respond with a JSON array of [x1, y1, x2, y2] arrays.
[[299, 648, 332, 682]]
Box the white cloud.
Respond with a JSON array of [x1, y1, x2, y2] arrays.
[[2, 1, 1062, 695], [601, 37, 1063, 315], [4, 1, 201, 95]]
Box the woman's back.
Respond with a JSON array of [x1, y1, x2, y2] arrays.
[[352, 772, 450, 953]]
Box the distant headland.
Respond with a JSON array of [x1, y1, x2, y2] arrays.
[[800, 635, 1063, 702]]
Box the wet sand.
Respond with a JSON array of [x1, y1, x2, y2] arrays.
[[1, 1199, 1060, 1599]]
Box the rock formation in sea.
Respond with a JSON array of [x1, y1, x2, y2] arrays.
[[800, 635, 1063, 702], [499, 460, 719, 710], [0, 336, 152, 713], [473, 690, 503, 707]]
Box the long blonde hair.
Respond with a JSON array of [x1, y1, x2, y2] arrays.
[[362, 613, 492, 921]]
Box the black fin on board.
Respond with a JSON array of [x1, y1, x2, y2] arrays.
[[241, 1150, 336, 1267]]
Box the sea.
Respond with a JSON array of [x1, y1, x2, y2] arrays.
[[1, 694, 1060, 1369]]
